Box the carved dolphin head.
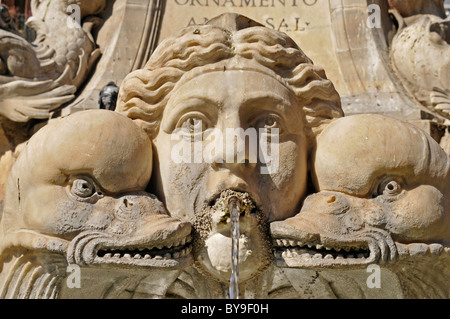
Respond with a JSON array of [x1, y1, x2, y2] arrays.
[[271, 114, 450, 268], [0, 110, 192, 269]]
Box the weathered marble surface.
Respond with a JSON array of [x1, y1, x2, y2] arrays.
[[0, 3, 448, 299], [389, 2, 450, 123]]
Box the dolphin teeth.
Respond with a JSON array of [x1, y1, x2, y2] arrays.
[[301, 253, 311, 260], [428, 244, 443, 255], [406, 243, 429, 256]]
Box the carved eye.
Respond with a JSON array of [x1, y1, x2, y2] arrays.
[[71, 178, 96, 198], [377, 179, 402, 197]]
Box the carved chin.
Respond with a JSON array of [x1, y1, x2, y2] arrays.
[[193, 190, 272, 282], [196, 230, 271, 282]]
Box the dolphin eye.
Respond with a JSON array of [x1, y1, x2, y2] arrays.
[[377, 179, 402, 197], [71, 178, 96, 198]]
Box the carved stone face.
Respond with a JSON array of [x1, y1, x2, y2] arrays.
[[154, 70, 308, 222], [152, 70, 308, 282], [271, 114, 450, 269], [0, 110, 192, 269]]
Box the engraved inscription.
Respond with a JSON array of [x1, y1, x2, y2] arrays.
[[174, 0, 318, 7], [174, 0, 318, 31], [187, 16, 308, 32]]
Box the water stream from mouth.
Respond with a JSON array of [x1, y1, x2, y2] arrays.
[[228, 195, 241, 299]]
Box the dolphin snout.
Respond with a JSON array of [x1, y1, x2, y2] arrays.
[[114, 193, 167, 221], [302, 191, 351, 215]]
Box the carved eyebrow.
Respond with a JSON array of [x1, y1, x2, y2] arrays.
[[241, 92, 290, 106]]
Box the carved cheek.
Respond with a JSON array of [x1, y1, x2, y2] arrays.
[[53, 197, 115, 236], [386, 185, 445, 241], [265, 137, 308, 221], [23, 184, 116, 236], [21, 185, 74, 235]]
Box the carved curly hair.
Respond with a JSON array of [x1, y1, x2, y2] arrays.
[[116, 14, 343, 141]]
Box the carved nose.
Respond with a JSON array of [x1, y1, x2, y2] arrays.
[[212, 158, 257, 172], [210, 142, 257, 172]]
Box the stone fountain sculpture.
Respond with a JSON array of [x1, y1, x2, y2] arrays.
[[389, 0, 450, 122], [0, 12, 448, 299]]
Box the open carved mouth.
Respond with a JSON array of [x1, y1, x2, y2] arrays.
[[68, 231, 194, 269], [272, 237, 377, 269], [274, 239, 370, 259], [96, 235, 193, 263]]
